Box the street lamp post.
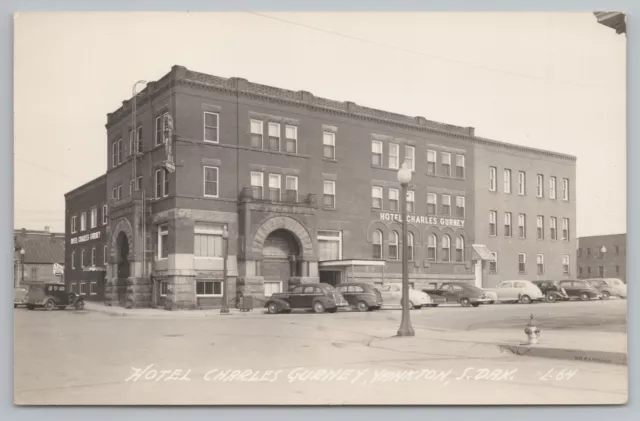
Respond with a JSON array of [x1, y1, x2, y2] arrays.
[[397, 162, 415, 337], [20, 248, 26, 286], [220, 225, 230, 314], [600, 246, 607, 277]]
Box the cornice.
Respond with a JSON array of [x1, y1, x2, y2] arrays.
[[64, 175, 107, 200]]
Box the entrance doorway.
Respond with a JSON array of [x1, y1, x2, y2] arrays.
[[319, 270, 341, 286], [262, 229, 300, 292], [116, 232, 130, 304]]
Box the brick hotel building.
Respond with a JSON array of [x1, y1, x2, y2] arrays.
[[64, 65, 576, 309]]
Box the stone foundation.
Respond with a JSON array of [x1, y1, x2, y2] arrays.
[[104, 276, 152, 308], [164, 274, 197, 310]]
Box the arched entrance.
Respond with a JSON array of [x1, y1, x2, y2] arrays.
[[116, 231, 130, 303], [262, 229, 301, 294]]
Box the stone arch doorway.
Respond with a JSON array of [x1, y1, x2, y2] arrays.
[[262, 229, 301, 294], [116, 231, 130, 304]]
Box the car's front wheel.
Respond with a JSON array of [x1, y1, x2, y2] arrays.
[[313, 301, 326, 314], [460, 298, 471, 307], [520, 295, 532, 304], [44, 299, 55, 311], [546, 293, 557, 303], [267, 303, 279, 314], [356, 301, 369, 312], [580, 292, 591, 301], [601, 291, 611, 299]]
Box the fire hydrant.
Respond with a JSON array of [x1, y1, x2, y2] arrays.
[[524, 314, 541, 345]]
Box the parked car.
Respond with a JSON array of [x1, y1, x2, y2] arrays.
[[25, 282, 85, 311], [335, 283, 383, 311], [377, 283, 433, 309], [264, 283, 348, 314], [484, 280, 544, 304], [531, 280, 570, 303], [423, 282, 493, 307], [558, 280, 601, 301], [13, 286, 29, 308], [583, 278, 627, 299]]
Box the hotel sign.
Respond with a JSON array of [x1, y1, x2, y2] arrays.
[[379, 212, 466, 228], [70, 231, 101, 244]]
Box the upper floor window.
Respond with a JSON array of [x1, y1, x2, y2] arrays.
[[441, 152, 451, 177], [323, 132, 335, 159], [372, 140, 383, 166], [536, 254, 545, 275], [268, 122, 280, 151], [536, 174, 544, 198], [455, 236, 465, 262], [389, 231, 399, 260], [503, 169, 512, 194], [536, 216, 544, 240], [323, 180, 336, 209], [250, 172, 264, 199], [427, 150, 436, 175], [71, 216, 77, 234], [404, 145, 415, 171], [155, 112, 168, 146], [389, 188, 399, 212], [372, 186, 383, 209], [203, 166, 219, 198], [251, 119, 263, 148], [489, 166, 497, 191], [456, 196, 466, 218], [549, 176, 557, 199], [80, 212, 87, 231], [518, 213, 526, 238], [284, 125, 297, 154], [427, 234, 437, 261], [407, 232, 415, 261], [562, 255, 570, 275], [157, 224, 169, 260], [442, 194, 451, 216], [455, 154, 465, 178], [372, 230, 382, 259], [285, 176, 298, 202], [102, 205, 108, 225], [518, 253, 526, 274], [427, 193, 437, 215], [562, 218, 570, 241], [204, 112, 219, 143], [71, 251, 76, 269], [268, 174, 282, 201], [194, 223, 225, 258], [155, 169, 169, 199], [90, 207, 97, 229], [562, 178, 570, 201], [388, 143, 399, 169], [504, 212, 512, 237], [518, 171, 526, 195], [406, 190, 415, 213], [550, 217, 558, 240], [489, 210, 497, 236], [441, 235, 451, 262]]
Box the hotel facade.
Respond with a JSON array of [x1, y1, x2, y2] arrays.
[[64, 65, 576, 309]]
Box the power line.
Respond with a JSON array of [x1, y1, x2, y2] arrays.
[[245, 12, 604, 90], [14, 157, 88, 182]]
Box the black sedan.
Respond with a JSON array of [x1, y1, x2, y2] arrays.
[[531, 280, 570, 303], [423, 282, 493, 307], [335, 283, 383, 311], [264, 283, 349, 314], [558, 280, 602, 301]]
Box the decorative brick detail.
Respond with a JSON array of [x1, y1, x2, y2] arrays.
[[251, 216, 315, 259]]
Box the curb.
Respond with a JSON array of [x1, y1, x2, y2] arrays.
[[499, 343, 627, 366], [83, 305, 263, 319]]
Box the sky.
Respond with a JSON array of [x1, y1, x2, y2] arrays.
[[13, 11, 626, 237]]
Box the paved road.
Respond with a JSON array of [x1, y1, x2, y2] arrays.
[[13, 300, 627, 405]]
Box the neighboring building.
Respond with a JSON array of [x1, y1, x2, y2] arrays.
[[577, 234, 626, 282], [594, 11, 626, 35], [13, 227, 65, 287], [473, 143, 577, 288], [64, 175, 108, 301], [65, 65, 576, 310]]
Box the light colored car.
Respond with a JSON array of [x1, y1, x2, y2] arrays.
[[485, 280, 544, 304], [378, 283, 433, 309], [583, 278, 627, 299]]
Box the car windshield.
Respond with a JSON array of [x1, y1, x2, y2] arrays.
[[610, 279, 624, 286], [322, 284, 336, 291]]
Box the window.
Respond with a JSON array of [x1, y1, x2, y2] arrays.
[[579, 267, 583, 277], [155, 169, 168, 198], [285, 176, 298, 202], [112, 141, 117, 167], [285, 125, 297, 153], [318, 230, 342, 261], [268, 122, 280, 151], [562, 178, 570, 201], [90, 207, 97, 228], [112, 187, 117, 200], [536, 216, 544, 240], [427, 150, 437, 175], [268, 174, 281, 201], [372, 140, 383, 166], [129, 179, 135, 196], [194, 223, 224, 258], [71, 216, 77, 233], [587, 248, 591, 257], [158, 224, 169, 260], [427, 193, 437, 215], [204, 112, 219, 143], [129, 129, 134, 156], [536, 174, 544, 198], [518, 214, 526, 238], [518, 171, 526, 195], [550, 217, 558, 240], [79, 282, 87, 295], [80, 249, 85, 267], [388, 143, 399, 169], [102, 205, 108, 225], [489, 211, 497, 236], [389, 188, 399, 212], [404, 145, 415, 171], [455, 236, 465, 262], [504, 212, 512, 237], [616, 265, 620, 275], [489, 252, 498, 273], [389, 231, 399, 260], [489, 166, 497, 191], [442, 194, 451, 216], [251, 119, 263, 148], [577, 248, 582, 258], [104, 245, 108, 265], [588, 267, 592, 276], [455, 155, 465, 178], [441, 235, 451, 262], [407, 232, 414, 261], [155, 113, 168, 146], [442, 152, 451, 177], [537, 254, 545, 275], [323, 132, 335, 159], [372, 186, 383, 209], [160, 281, 168, 296], [324, 180, 336, 209], [504, 169, 512, 193], [406, 190, 415, 213], [91, 247, 96, 266], [518, 253, 526, 274], [117, 185, 122, 200], [196, 280, 223, 297], [90, 282, 97, 295], [562, 255, 570, 275], [71, 251, 76, 269], [372, 230, 383, 259], [80, 212, 87, 231], [550, 177, 557, 199], [615, 245, 620, 255], [250, 172, 264, 199], [117, 139, 122, 164], [264, 281, 283, 297], [427, 233, 437, 261], [562, 218, 570, 241], [598, 266, 604, 278], [203, 166, 219, 198], [455, 196, 465, 218]]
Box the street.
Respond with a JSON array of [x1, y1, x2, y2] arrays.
[[13, 300, 627, 405]]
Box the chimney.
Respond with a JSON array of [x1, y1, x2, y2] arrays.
[[44, 226, 50, 233], [21, 228, 27, 237], [50, 233, 56, 243]]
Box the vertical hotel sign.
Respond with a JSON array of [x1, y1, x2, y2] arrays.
[[163, 113, 176, 173]]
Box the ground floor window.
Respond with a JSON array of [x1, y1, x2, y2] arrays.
[[160, 281, 168, 296], [318, 230, 342, 261], [264, 281, 282, 297], [79, 282, 87, 295], [196, 280, 223, 297], [489, 252, 498, 273], [90, 282, 97, 295], [70, 282, 77, 293]]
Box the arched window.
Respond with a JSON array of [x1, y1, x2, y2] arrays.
[[372, 230, 383, 259], [441, 235, 451, 262], [407, 232, 415, 261], [456, 236, 465, 262], [427, 233, 437, 261], [389, 231, 399, 260]]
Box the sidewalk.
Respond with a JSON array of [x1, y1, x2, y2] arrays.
[[83, 301, 265, 319], [369, 327, 628, 366]]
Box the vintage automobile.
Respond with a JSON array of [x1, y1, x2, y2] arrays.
[[377, 283, 433, 309], [531, 280, 570, 303], [13, 286, 29, 308], [583, 278, 627, 299], [264, 283, 348, 314], [558, 280, 602, 301], [423, 282, 493, 307], [334, 282, 383, 311], [484, 280, 545, 304], [25, 282, 85, 311]]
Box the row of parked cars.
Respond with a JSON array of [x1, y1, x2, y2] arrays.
[[263, 277, 627, 314]]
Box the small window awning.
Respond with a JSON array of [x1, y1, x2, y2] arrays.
[[472, 244, 496, 261], [319, 259, 386, 269]]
